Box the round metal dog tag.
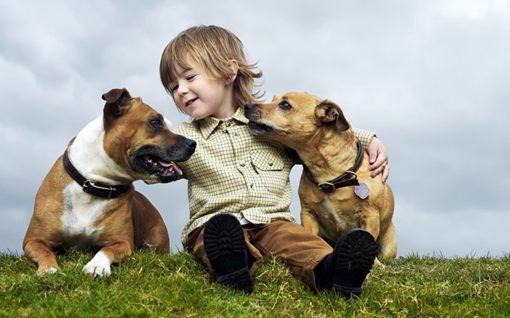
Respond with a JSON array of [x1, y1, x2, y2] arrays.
[[354, 182, 369, 199]]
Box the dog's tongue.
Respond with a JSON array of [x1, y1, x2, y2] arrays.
[[171, 162, 183, 175], [158, 160, 172, 168], [158, 160, 183, 175]]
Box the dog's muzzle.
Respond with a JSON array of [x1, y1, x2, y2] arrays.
[[244, 104, 275, 135], [132, 138, 196, 183]]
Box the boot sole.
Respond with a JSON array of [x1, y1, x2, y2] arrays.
[[204, 213, 253, 293], [332, 229, 379, 298]]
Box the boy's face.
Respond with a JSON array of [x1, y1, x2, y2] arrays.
[[170, 59, 235, 120]]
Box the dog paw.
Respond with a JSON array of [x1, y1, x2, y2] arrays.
[[373, 257, 385, 268], [83, 251, 111, 278], [37, 267, 58, 276]]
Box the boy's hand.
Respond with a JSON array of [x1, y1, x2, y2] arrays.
[[367, 137, 389, 182]]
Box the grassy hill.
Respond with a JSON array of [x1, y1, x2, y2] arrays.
[[1, 251, 509, 317]]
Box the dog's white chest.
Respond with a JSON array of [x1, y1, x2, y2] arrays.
[[61, 183, 106, 243]]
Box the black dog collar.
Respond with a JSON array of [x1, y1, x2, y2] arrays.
[[303, 139, 364, 193], [63, 150, 131, 199]]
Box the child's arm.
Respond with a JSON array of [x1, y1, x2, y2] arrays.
[[353, 128, 389, 183]]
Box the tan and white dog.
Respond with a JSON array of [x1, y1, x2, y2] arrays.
[[245, 92, 396, 264], [23, 88, 196, 277]]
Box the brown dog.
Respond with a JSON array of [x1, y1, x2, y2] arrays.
[[245, 92, 396, 264], [23, 88, 196, 277]]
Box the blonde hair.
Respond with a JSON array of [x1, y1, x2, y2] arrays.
[[160, 25, 263, 109]]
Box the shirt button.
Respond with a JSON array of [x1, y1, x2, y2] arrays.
[[268, 162, 273, 166]]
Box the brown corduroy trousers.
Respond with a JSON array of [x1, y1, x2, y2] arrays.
[[185, 220, 334, 290]]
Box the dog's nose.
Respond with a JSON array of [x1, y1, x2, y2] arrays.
[[184, 138, 196, 150], [244, 104, 254, 116]]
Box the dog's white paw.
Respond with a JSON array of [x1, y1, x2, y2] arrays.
[[83, 251, 111, 278], [37, 267, 58, 276]]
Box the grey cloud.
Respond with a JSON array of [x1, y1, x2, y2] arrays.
[[1, 0, 509, 257]]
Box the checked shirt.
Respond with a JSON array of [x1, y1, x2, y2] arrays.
[[173, 107, 375, 244]]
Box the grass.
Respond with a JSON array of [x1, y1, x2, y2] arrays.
[[1, 251, 509, 317]]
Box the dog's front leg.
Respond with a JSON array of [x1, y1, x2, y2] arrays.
[[362, 211, 384, 266], [83, 240, 132, 278], [24, 239, 59, 276], [300, 206, 321, 236]]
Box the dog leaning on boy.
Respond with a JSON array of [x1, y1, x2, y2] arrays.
[[244, 92, 397, 266]]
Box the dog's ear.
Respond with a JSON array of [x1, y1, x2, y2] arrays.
[[102, 88, 132, 129], [314, 100, 349, 132]]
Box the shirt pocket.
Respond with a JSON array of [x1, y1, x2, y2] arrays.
[[250, 148, 288, 195]]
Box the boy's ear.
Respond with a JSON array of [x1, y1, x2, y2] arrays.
[[314, 99, 350, 132], [226, 59, 239, 84]]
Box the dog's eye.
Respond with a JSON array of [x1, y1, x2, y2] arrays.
[[278, 100, 292, 110], [149, 117, 164, 129]]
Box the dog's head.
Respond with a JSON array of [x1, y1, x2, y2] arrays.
[[101, 88, 195, 183], [244, 92, 350, 148]]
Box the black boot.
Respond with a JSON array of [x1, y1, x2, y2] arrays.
[[204, 213, 253, 293], [314, 229, 379, 298]]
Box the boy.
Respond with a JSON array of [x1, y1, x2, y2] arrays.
[[160, 25, 388, 298]]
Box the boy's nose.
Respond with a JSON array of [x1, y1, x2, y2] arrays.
[[176, 83, 189, 95]]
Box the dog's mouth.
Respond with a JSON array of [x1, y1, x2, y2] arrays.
[[142, 155, 182, 176], [247, 121, 275, 135], [132, 146, 184, 182]]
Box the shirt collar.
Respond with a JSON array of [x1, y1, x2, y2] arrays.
[[195, 107, 250, 139]]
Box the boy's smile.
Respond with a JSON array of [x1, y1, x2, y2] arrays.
[[185, 97, 198, 107]]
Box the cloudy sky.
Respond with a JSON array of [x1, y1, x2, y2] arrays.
[[1, 0, 509, 258]]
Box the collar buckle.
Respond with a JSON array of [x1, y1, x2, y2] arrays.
[[318, 182, 335, 193], [82, 180, 119, 199]]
